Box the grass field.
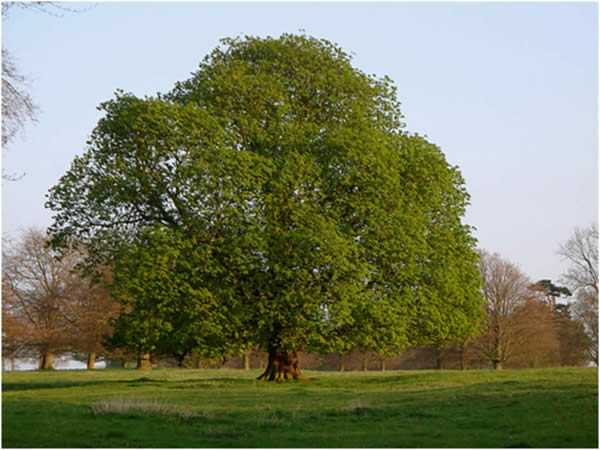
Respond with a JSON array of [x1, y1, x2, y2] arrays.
[[2, 367, 597, 448]]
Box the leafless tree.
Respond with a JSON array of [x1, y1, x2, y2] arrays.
[[509, 299, 561, 368], [553, 303, 591, 366], [2, 229, 79, 368], [2, 228, 118, 369], [0, 3, 48, 150], [558, 224, 598, 365], [2, 1, 96, 179], [559, 224, 598, 293], [64, 268, 120, 369], [2, 2, 96, 16], [473, 250, 531, 369], [1, 48, 37, 149], [2, 292, 33, 370]]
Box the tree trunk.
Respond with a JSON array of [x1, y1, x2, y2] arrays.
[[459, 344, 465, 371], [380, 358, 386, 372], [243, 351, 251, 370], [362, 354, 368, 371], [40, 350, 54, 370], [493, 332, 502, 370], [435, 347, 443, 370], [137, 352, 152, 370], [87, 352, 96, 370], [257, 349, 300, 381], [338, 354, 345, 372]]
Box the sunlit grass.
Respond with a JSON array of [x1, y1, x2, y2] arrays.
[[2, 367, 597, 448]]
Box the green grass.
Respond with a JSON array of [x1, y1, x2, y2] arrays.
[[2, 367, 597, 448]]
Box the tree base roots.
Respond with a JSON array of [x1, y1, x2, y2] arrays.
[[257, 351, 300, 382]]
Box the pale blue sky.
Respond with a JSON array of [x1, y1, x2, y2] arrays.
[[2, 1, 597, 283]]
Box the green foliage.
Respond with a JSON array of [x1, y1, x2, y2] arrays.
[[533, 279, 572, 299], [46, 34, 483, 358], [106, 227, 233, 360]]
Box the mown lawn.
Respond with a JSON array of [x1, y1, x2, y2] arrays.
[[2, 367, 597, 448]]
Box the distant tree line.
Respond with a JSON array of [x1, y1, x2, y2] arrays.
[[3, 225, 596, 371]]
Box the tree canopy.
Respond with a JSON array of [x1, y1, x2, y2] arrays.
[[46, 34, 483, 371]]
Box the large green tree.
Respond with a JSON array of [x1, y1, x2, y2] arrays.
[[47, 34, 483, 378]]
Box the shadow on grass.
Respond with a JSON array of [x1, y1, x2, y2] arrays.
[[360, 373, 591, 393], [168, 377, 313, 389], [176, 377, 256, 384], [2, 377, 168, 392], [3, 374, 304, 392]]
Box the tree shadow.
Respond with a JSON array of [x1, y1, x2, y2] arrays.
[[2, 377, 167, 392], [167, 377, 259, 388]]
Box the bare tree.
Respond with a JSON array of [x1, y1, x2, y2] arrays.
[[509, 299, 560, 368], [2, 229, 79, 368], [1, 48, 36, 149], [559, 225, 598, 293], [558, 224, 598, 365], [2, 1, 95, 178], [553, 303, 591, 366], [2, 228, 118, 370], [64, 268, 120, 369], [2, 293, 33, 370], [474, 250, 531, 369], [0, 3, 47, 150], [571, 290, 598, 365], [2, 2, 95, 17]]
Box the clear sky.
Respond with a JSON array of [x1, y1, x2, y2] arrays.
[[2, 1, 597, 283]]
